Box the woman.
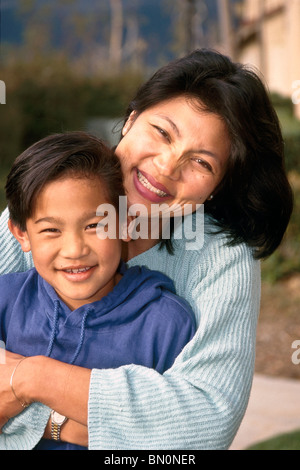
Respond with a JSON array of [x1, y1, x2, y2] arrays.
[[0, 49, 293, 450]]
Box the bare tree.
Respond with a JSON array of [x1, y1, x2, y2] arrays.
[[185, 0, 197, 53], [170, 0, 208, 55], [109, 0, 123, 73], [257, 0, 267, 77], [217, 0, 234, 58]]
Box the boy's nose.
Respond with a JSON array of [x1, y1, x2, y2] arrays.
[[60, 233, 89, 259]]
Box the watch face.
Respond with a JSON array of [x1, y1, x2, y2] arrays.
[[52, 411, 67, 425]]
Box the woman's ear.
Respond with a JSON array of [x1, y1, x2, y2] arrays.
[[122, 111, 137, 137], [8, 219, 31, 253]]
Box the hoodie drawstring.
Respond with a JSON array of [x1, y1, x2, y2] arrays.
[[46, 300, 92, 365], [69, 308, 90, 365], [46, 300, 60, 358]]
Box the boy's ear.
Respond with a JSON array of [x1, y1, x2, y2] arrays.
[[8, 219, 31, 252]]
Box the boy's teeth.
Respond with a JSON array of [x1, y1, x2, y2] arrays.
[[137, 170, 167, 197], [65, 267, 91, 274]]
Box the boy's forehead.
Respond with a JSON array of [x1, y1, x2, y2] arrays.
[[30, 175, 113, 220]]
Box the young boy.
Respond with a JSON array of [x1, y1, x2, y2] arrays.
[[0, 131, 195, 450]]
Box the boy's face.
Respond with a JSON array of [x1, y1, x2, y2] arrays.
[[13, 176, 122, 310]]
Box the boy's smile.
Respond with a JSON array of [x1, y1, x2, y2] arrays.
[[14, 176, 123, 311]]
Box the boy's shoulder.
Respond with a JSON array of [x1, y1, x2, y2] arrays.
[[0, 267, 38, 292]]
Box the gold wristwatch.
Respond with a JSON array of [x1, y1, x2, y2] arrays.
[[51, 410, 68, 441]]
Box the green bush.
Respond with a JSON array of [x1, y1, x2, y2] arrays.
[[261, 171, 300, 282], [284, 134, 300, 173], [0, 59, 143, 170]]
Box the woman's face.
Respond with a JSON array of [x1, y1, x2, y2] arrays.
[[116, 96, 231, 214]]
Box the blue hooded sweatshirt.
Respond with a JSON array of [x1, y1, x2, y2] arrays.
[[0, 262, 195, 450]]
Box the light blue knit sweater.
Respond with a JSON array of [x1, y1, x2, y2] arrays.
[[0, 207, 260, 450]]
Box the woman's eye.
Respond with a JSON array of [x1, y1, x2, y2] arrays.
[[153, 126, 170, 142], [194, 158, 213, 173]]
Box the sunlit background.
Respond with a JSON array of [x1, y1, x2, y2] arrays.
[[0, 0, 299, 383]]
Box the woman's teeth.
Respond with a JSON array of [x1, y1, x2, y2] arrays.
[[137, 170, 167, 197]]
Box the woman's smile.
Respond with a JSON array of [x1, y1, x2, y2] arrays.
[[134, 168, 173, 203]]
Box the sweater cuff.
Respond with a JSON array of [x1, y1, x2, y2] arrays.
[[0, 403, 51, 450]]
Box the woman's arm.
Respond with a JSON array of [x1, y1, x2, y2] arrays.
[[0, 354, 91, 427], [0, 353, 90, 449], [85, 230, 260, 450]]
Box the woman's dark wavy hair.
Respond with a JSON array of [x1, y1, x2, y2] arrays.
[[122, 48, 294, 259], [6, 131, 124, 231]]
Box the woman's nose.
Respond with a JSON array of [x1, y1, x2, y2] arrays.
[[152, 152, 181, 180]]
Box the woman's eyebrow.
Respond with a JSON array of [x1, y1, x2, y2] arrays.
[[196, 149, 219, 160], [155, 114, 181, 137]]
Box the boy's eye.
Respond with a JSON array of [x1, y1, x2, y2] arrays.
[[42, 228, 60, 233], [86, 223, 98, 230]]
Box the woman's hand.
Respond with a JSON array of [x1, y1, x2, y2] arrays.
[[0, 350, 27, 432]]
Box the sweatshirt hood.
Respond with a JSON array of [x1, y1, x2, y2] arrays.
[[39, 261, 176, 361]]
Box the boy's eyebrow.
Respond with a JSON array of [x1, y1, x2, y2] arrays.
[[34, 217, 62, 225], [34, 212, 100, 225]]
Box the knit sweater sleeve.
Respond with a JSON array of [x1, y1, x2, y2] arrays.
[[88, 225, 261, 450], [0, 208, 33, 274]]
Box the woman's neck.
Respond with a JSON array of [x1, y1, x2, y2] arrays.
[[122, 216, 169, 262], [122, 237, 159, 262]]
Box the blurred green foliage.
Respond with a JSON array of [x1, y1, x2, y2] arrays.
[[0, 56, 143, 169], [260, 94, 300, 282]]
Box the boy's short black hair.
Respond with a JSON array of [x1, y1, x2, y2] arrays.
[[6, 131, 124, 231]]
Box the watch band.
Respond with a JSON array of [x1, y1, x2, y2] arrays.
[[51, 410, 68, 441]]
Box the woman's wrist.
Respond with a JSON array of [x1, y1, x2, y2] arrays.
[[12, 355, 91, 426], [11, 355, 50, 406], [44, 417, 89, 447]]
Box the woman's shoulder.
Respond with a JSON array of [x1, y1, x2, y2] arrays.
[[173, 212, 255, 265], [0, 208, 34, 275]]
